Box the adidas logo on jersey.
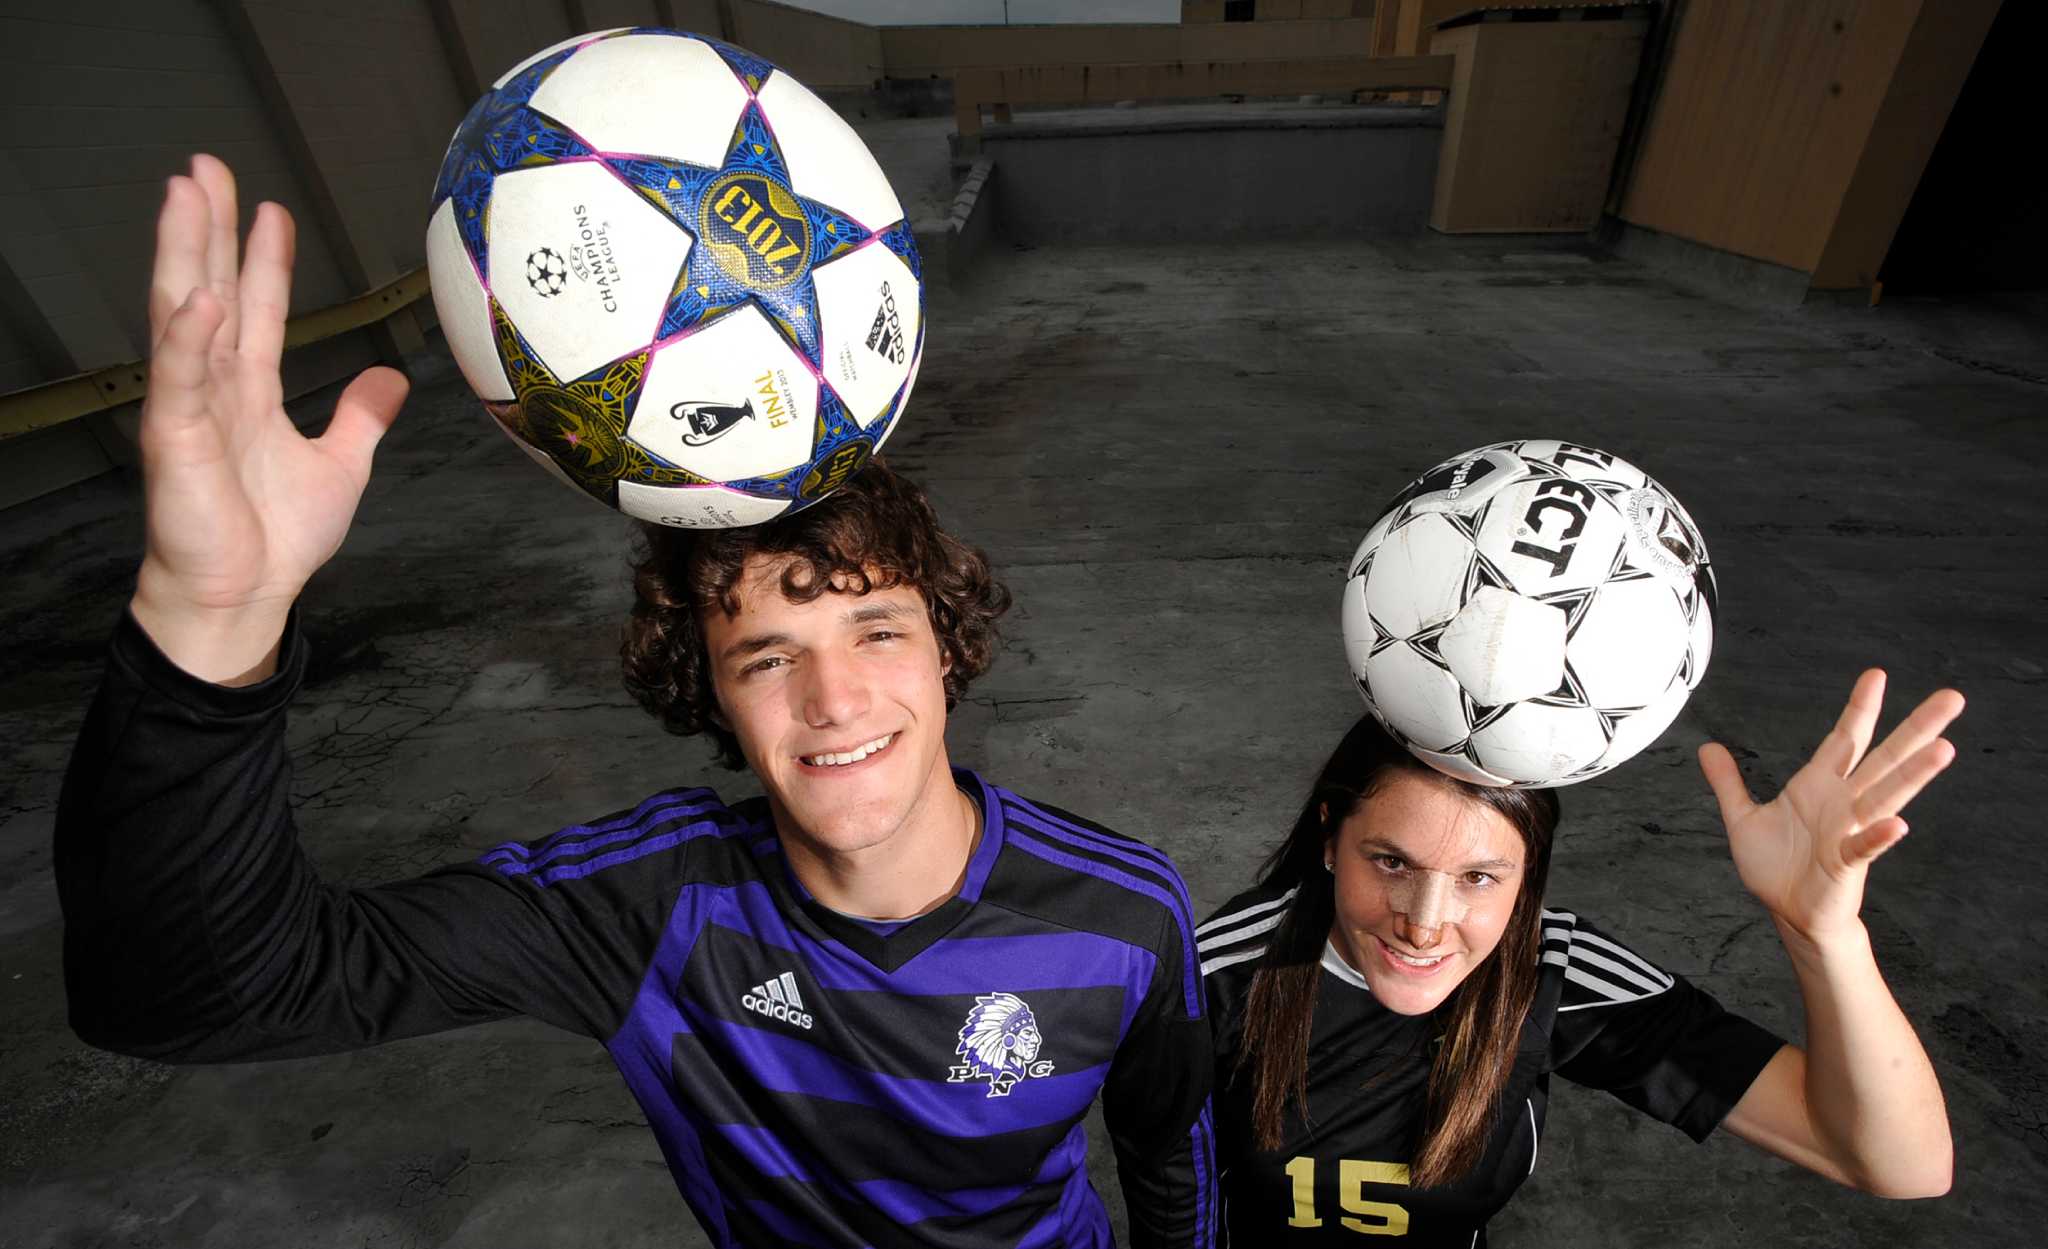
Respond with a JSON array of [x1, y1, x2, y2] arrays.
[[741, 971, 814, 1030]]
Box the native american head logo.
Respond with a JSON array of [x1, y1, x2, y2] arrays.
[[946, 992, 1055, 1097]]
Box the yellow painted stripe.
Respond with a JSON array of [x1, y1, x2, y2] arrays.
[[0, 265, 431, 440]]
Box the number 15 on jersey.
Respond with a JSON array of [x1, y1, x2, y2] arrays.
[[1285, 1156, 1411, 1236]]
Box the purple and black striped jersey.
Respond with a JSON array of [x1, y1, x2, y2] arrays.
[[57, 612, 1217, 1249], [1197, 884, 1784, 1248]]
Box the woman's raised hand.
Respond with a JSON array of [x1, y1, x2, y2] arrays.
[[1698, 670, 1964, 944], [131, 155, 409, 683]]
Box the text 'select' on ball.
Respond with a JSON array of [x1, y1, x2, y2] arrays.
[[1340, 440, 1716, 788]]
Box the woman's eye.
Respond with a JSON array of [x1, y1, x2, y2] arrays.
[[1372, 855, 1407, 873], [1463, 872, 1496, 888]]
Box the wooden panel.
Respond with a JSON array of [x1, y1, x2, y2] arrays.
[[1615, 0, 1927, 273], [1430, 18, 1650, 233]]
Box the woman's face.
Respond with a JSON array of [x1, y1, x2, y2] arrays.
[[1325, 771, 1529, 1016]]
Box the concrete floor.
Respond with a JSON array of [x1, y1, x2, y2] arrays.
[[2, 233, 2045, 1248]]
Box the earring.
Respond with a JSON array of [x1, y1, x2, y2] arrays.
[[1324, 859, 1334, 874]]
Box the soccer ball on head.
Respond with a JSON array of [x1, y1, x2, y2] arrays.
[[426, 28, 924, 528], [1340, 441, 1716, 788]]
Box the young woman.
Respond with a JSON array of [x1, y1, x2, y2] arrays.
[[1197, 672, 1958, 1246]]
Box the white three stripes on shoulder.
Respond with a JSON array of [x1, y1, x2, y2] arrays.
[[1197, 888, 1298, 977], [1541, 909, 1676, 1011], [1197, 887, 1298, 944]]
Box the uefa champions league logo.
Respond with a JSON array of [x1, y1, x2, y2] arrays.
[[525, 247, 568, 297], [947, 993, 1055, 1097]]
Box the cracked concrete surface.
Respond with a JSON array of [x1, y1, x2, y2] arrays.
[[2, 233, 2045, 1247]]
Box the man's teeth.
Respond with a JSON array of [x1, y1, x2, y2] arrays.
[[804, 733, 894, 767]]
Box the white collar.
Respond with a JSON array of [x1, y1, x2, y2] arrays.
[[1321, 938, 1373, 994]]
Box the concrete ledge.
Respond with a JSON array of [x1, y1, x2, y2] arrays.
[[947, 156, 998, 285], [909, 155, 999, 289], [981, 102, 1442, 245], [1598, 218, 1814, 306], [984, 101, 1441, 140]]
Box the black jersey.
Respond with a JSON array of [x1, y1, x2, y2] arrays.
[[56, 612, 1217, 1248], [1196, 883, 1783, 1248]]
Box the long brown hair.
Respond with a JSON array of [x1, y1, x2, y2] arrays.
[[620, 459, 1011, 768], [1234, 716, 1558, 1187]]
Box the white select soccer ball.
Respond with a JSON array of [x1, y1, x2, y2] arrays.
[[426, 29, 923, 528], [1340, 441, 1716, 788]]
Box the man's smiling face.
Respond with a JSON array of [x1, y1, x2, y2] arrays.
[[701, 555, 955, 858]]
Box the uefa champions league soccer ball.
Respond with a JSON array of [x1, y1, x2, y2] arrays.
[[1340, 441, 1716, 788], [425, 29, 924, 528]]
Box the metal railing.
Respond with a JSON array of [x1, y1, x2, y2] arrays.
[[952, 54, 1456, 137], [0, 265, 431, 441]]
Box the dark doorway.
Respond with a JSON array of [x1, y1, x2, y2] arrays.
[[1880, 2, 2046, 293]]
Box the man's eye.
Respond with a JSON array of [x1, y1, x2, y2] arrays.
[[743, 656, 787, 675], [865, 630, 902, 643]]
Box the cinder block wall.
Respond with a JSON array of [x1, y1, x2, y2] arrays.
[[2, 2, 358, 372]]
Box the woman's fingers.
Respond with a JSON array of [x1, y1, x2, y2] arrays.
[[190, 154, 241, 351], [1698, 741, 1757, 829], [1816, 669, 1887, 778], [1842, 816, 1910, 869], [148, 177, 211, 347], [1854, 736, 1957, 829], [1854, 688, 1965, 795], [237, 201, 296, 372]]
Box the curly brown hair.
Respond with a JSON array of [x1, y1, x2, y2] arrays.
[[621, 459, 1011, 769]]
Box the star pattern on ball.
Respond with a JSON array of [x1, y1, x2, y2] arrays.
[[488, 301, 710, 503], [610, 99, 874, 369], [1534, 585, 1599, 639], [1529, 660, 1593, 711], [432, 43, 598, 278], [1406, 619, 1451, 665]]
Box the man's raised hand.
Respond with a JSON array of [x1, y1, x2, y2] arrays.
[[132, 155, 408, 684]]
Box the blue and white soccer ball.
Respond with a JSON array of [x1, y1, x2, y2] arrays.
[[426, 29, 924, 528], [1340, 441, 1716, 788]]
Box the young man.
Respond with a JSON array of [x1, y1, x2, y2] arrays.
[[57, 155, 1215, 1248]]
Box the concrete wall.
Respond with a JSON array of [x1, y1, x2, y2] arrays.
[[883, 18, 1379, 77], [1184, 0, 1373, 18], [2, 1, 364, 367], [730, 0, 885, 88], [438, 0, 581, 95], [984, 108, 1440, 244], [0, 0, 398, 503], [230, 0, 467, 298]]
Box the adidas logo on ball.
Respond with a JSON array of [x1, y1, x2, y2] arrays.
[[865, 281, 904, 365]]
